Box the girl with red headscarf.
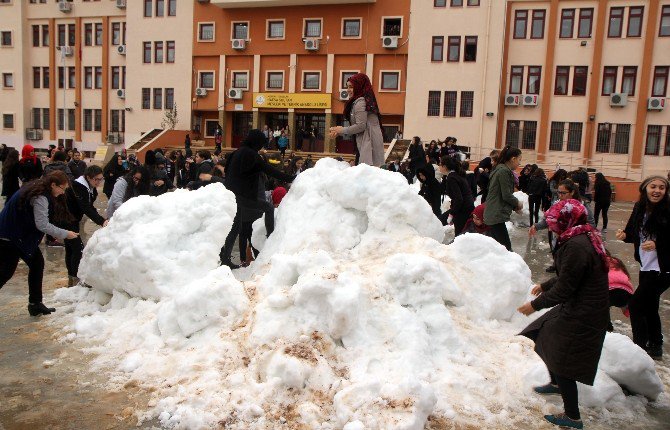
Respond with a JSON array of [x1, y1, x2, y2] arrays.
[[329, 73, 385, 167], [19, 144, 43, 183], [461, 204, 491, 235]]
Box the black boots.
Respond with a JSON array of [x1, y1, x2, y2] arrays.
[[647, 343, 663, 360], [28, 303, 56, 316]]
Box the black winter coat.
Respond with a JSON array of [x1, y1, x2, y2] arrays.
[[520, 234, 609, 385], [2, 163, 20, 199], [593, 181, 612, 205], [224, 146, 294, 200], [527, 176, 547, 197], [19, 158, 43, 182], [417, 166, 442, 217], [408, 143, 426, 172], [443, 172, 475, 218], [623, 202, 670, 273], [66, 180, 106, 230]]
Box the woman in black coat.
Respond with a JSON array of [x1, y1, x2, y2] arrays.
[[417, 165, 442, 218], [616, 176, 669, 359], [102, 154, 127, 199], [518, 199, 609, 429], [439, 156, 474, 235], [1, 148, 20, 202], [593, 172, 612, 231], [407, 136, 426, 180]]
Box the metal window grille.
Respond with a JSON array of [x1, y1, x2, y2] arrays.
[[443, 91, 457, 117], [645, 125, 663, 156], [343, 20, 360, 37], [427, 91, 441, 116], [233, 73, 247, 88], [613, 124, 630, 154], [460, 91, 473, 117], [233, 24, 247, 40], [505, 120, 521, 148], [305, 21, 321, 37], [549, 121, 564, 151], [268, 22, 284, 38], [567, 122, 582, 152], [522, 121, 537, 149]]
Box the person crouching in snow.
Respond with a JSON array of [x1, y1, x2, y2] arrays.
[[517, 199, 609, 430], [417, 165, 442, 218], [605, 251, 633, 332], [461, 204, 491, 236]]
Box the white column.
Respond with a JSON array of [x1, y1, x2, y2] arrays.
[[366, 53, 374, 81], [288, 54, 297, 93], [253, 54, 261, 93], [218, 55, 226, 108]]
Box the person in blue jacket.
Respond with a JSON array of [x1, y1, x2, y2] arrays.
[[0, 170, 79, 316]]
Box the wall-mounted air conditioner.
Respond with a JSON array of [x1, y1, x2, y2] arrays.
[[117, 89, 125, 99], [504, 94, 520, 106], [58, 1, 72, 13], [116, 0, 126, 8], [609, 93, 628, 107], [648, 97, 665, 111], [232, 39, 246, 50], [195, 88, 208, 97], [338, 90, 349, 101], [382, 36, 399, 49], [117, 45, 126, 55], [228, 88, 243, 99], [304, 38, 319, 51], [522, 94, 539, 106]]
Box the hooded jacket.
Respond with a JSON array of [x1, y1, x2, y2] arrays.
[[224, 130, 294, 200]]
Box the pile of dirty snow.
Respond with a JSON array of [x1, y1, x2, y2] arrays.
[[51, 160, 666, 430]]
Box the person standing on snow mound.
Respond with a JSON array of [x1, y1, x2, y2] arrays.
[[328, 73, 385, 167], [220, 129, 295, 269], [517, 199, 609, 430]]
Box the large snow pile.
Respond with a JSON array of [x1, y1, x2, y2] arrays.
[[51, 161, 666, 430]]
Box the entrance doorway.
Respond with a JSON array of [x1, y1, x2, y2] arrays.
[[296, 114, 325, 152], [232, 112, 253, 148]]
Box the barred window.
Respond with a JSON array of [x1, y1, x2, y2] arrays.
[[460, 91, 474, 117], [505, 120, 521, 148], [522, 121, 537, 150], [427, 91, 441, 116], [645, 125, 663, 156], [443, 91, 457, 117], [567, 122, 582, 152], [268, 21, 284, 39], [596, 123, 612, 153], [304, 20, 321, 38], [233, 22, 248, 40], [613, 124, 630, 154], [549, 121, 564, 151]]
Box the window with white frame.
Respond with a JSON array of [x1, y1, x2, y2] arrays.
[[266, 71, 284, 90], [304, 19, 322, 38], [302, 71, 321, 90], [232, 22, 248, 40], [232, 71, 248, 89], [2, 73, 13, 88], [267, 20, 284, 39], [198, 23, 214, 41], [380, 71, 400, 91], [342, 18, 361, 38], [340, 71, 358, 89], [382, 17, 402, 37], [1, 31, 12, 46], [2, 113, 14, 129], [199, 71, 215, 89]]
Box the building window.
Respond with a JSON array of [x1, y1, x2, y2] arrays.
[[83, 109, 92, 131], [68, 24, 75, 46], [549, 122, 564, 151], [665, 131, 670, 156], [144, 0, 152, 17], [199, 23, 215, 41], [2, 73, 13, 88], [199, 72, 214, 89], [111, 66, 120, 89], [614, 124, 630, 154], [42, 67, 49, 88], [58, 24, 66, 46], [232, 22, 248, 40], [168, 0, 176, 16], [32, 25, 40, 47], [111, 22, 121, 45], [427, 91, 441, 116], [578, 8, 593, 38], [166, 41, 175, 63], [608, 7, 624, 38], [531, 10, 545, 39], [380, 71, 400, 91], [165, 88, 174, 109], [42, 108, 49, 130], [302, 72, 321, 90], [431, 36, 444, 62], [304, 19, 322, 38], [94, 23, 103, 46], [84, 23, 93, 46], [621, 66, 637, 96], [382, 17, 402, 37], [93, 109, 101, 132], [522, 121, 537, 150], [464, 36, 477, 61], [42, 24, 49, 47], [2, 114, 14, 129], [33, 67, 40, 89], [526, 66, 541, 95], [451, 0, 463, 6], [340, 71, 357, 89], [57, 109, 64, 131], [232, 71, 248, 89], [602, 66, 617, 96], [267, 20, 284, 39], [155, 0, 164, 17], [443, 91, 457, 117], [342, 19, 361, 38], [447, 36, 460, 62], [596, 123, 612, 152], [143, 42, 151, 63], [141, 88, 150, 109], [58, 67, 65, 89], [153, 88, 162, 109], [460, 91, 474, 117], [68, 109, 75, 131], [31, 108, 41, 129], [0, 31, 12, 47], [68, 67, 75, 89], [266, 72, 283, 90], [154, 41, 163, 63], [660, 5, 670, 37], [652, 66, 669, 97], [573, 66, 588, 96], [555, 66, 570, 95], [84, 67, 93, 89], [467, 0, 480, 5], [514, 10, 528, 39], [505, 120, 521, 147], [567, 122, 582, 152], [94, 67, 101, 89], [627, 6, 644, 38], [560, 9, 575, 38], [645, 125, 663, 156], [509, 66, 523, 94], [434, 0, 446, 7]]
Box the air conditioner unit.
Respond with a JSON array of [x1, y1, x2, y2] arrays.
[[648, 97, 666, 111], [610, 92, 628, 107], [58, 1, 72, 13], [117, 89, 125, 99], [338, 90, 349, 101], [232, 39, 246, 50], [107, 134, 119, 144], [522, 94, 539, 106], [382, 36, 399, 49], [504, 94, 520, 106], [26, 129, 41, 140], [195, 88, 208, 97], [116, 0, 126, 8], [61, 46, 73, 57], [304, 38, 319, 51], [228, 88, 243, 99], [117, 45, 126, 55]]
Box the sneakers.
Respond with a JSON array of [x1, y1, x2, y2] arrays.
[[544, 413, 583, 429], [28, 302, 56, 316], [646, 343, 663, 360], [533, 383, 560, 395]]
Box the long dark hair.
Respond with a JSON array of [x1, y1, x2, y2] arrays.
[[19, 170, 73, 224], [594, 172, 610, 187], [558, 179, 581, 200], [634, 177, 670, 237], [103, 154, 123, 174], [123, 166, 151, 202], [1, 148, 19, 176], [441, 155, 464, 176], [498, 146, 522, 165], [549, 168, 567, 184]]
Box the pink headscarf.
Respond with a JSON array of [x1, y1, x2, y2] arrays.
[[545, 199, 608, 267]]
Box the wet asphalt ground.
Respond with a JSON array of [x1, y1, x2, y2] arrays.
[[0, 191, 668, 429]]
